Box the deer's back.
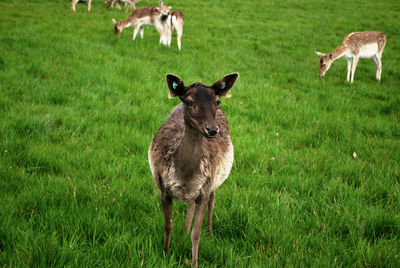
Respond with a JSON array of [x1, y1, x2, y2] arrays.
[[344, 31, 386, 54], [128, 6, 159, 22]]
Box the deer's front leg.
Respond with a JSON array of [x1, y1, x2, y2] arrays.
[[71, 0, 78, 12], [185, 201, 195, 234], [133, 25, 140, 40], [207, 192, 215, 238], [154, 20, 166, 45], [192, 194, 209, 268], [350, 56, 359, 83], [346, 58, 352, 82], [161, 194, 173, 255], [140, 27, 144, 39], [88, 0, 92, 11]]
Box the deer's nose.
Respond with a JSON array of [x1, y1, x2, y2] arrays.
[[205, 126, 219, 137]]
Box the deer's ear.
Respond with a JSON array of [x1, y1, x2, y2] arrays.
[[112, 18, 117, 25], [315, 51, 324, 57], [211, 73, 239, 97], [166, 74, 185, 98]]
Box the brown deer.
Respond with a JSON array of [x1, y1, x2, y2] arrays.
[[148, 73, 239, 268], [315, 31, 386, 83], [105, 0, 148, 12], [160, 11, 184, 50], [112, 1, 170, 43], [71, 0, 92, 12]]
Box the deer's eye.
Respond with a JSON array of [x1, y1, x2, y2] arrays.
[[322, 64, 326, 67], [185, 100, 192, 106], [216, 100, 221, 106]]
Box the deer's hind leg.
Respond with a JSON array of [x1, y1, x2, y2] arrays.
[[376, 54, 382, 81], [176, 24, 183, 50], [161, 194, 173, 255]]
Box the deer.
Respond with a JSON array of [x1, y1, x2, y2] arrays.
[[315, 31, 386, 83], [148, 73, 239, 268], [105, 0, 148, 12], [160, 10, 184, 50], [71, 0, 92, 12], [105, 0, 132, 11], [112, 0, 170, 44]]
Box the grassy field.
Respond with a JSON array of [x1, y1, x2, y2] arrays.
[[1, 0, 400, 266]]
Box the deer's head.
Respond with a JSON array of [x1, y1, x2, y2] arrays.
[[315, 51, 333, 77], [112, 18, 122, 37], [158, 0, 171, 16], [166, 73, 239, 138]]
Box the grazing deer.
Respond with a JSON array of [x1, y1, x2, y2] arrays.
[[315, 31, 386, 83], [148, 73, 239, 268], [112, 1, 170, 43], [160, 11, 184, 50], [105, 0, 146, 12], [71, 0, 92, 12]]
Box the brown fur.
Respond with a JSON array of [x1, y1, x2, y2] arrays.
[[316, 31, 386, 82], [105, 0, 135, 11], [150, 101, 231, 201], [112, 3, 170, 40], [331, 31, 386, 58], [149, 74, 239, 268]]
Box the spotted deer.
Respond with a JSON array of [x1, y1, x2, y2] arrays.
[[160, 10, 184, 50], [112, 1, 170, 43], [105, 0, 149, 12], [315, 31, 386, 83], [148, 73, 239, 268], [71, 0, 92, 12]]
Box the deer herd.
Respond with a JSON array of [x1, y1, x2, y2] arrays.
[[70, 0, 387, 267], [71, 0, 184, 50]]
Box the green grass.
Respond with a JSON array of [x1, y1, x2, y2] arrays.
[[1, 0, 400, 266]]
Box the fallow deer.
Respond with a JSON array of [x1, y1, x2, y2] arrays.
[[148, 73, 239, 268], [112, 1, 170, 44], [160, 11, 184, 50], [315, 31, 386, 83], [105, 0, 145, 12], [71, 0, 92, 12]]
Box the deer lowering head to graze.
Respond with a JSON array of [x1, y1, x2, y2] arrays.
[[160, 10, 184, 50], [148, 73, 239, 268], [315, 31, 386, 83], [112, 0, 170, 42], [71, 0, 92, 12], [105, 0, 145, 12]]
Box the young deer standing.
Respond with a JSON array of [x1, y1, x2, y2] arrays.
[[315, 31, 386, 83], [149, 73, 239, 268], [112, 1, 170, 43], [160, 11, 184, 50], [71, 0, 92, 12]]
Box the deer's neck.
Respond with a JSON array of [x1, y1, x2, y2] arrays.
[[175, 122, 204, 180], [330, 43, 349, 60]]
